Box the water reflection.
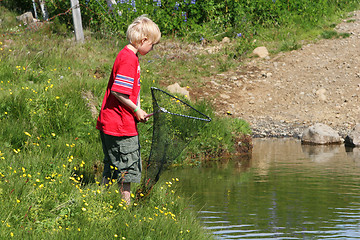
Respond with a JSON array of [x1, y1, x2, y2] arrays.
[[162, 138, 360, 239]]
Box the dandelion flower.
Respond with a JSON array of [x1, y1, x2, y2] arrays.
[[24, 132, 31, 137], [82, 207, 86, 211]]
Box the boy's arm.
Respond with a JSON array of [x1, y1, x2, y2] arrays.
[[111, 91, 149, 122]]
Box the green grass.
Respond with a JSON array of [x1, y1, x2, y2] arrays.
[[0, 6, 249, 239], [1, 2, 359, 237]]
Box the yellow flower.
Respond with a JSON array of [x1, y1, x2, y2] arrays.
[[10, 232, 14, 237], [51, 133, 56, 137], [16, 199, 20, 203], [24, 132, 31, 137], [82, 207, 86, 211]]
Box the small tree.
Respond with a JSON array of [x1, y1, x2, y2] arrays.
[[39, 0, 49, 21]]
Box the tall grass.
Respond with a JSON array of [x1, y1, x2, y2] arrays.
[[0, 6, 251, 238]]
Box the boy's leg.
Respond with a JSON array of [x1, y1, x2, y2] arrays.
[[119, 182, 131, 205], [100, 131, 113, 187]]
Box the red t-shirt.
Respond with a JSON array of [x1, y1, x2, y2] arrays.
[[96, 46, 141, 136]]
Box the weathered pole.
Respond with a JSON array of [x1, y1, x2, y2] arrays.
[[70, 0, 84, 43]]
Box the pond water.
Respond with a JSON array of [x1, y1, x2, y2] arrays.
[[162, 138, 360, 239]]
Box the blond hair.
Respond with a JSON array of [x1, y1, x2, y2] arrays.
[[126, 15, 161, 47]]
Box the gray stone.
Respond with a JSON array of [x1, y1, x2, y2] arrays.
[[316, 88, 327, 101], [344, 124, 360, 147], [220, 94, 230, 99], [16, 12, 34, 25], [166, 83, 190, 99], [221, 37, 230, 44], [301, 123, 342, 145], [253, 46, 269, 58]]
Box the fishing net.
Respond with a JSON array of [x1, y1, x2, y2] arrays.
[[136, 87, 211, 198]]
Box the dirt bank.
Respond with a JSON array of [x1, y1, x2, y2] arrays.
[[195, 11, 360, 138]]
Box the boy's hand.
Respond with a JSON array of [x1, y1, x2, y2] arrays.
[[135, 108, 149, 123]]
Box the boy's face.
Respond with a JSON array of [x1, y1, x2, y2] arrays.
[[138, 38, 155, 56]]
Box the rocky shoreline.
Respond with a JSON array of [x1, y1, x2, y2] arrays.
[[250, 120, 351, 139]]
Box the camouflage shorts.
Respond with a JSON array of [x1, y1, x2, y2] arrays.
[[100, 132, 142, 183]]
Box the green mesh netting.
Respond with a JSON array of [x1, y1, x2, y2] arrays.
[[136, 87, 211, 198]]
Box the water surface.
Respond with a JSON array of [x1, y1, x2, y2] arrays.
[[162, 138, 360, 239]]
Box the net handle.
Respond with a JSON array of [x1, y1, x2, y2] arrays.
[[151, 87, 212, 122]]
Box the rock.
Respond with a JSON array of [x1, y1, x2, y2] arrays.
[[253, 46, 269, 58], [221, 37, 230, 44], [301, 123, 342, 145], [166, 83, 190, 99], [16, 12, 35, 25], [316, 88, 327, 101], [220, 94, 230, 99], [344, 124, 360, 147]]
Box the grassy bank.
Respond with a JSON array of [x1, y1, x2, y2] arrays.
[[0, 6, 250, 239], [1, 0, 359, 238]]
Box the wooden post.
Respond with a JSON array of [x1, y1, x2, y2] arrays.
[[70, 0, 84, 43]]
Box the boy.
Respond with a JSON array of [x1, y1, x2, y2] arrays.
[[96, 15, 161, 204]]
